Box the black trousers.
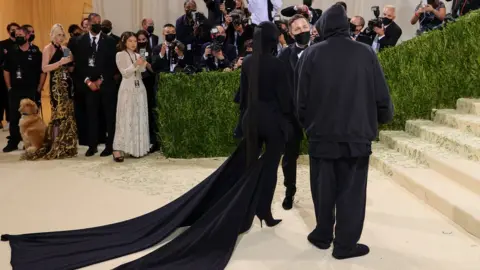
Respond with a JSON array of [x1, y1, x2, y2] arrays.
[[84, 84, 117, 149], [0, 75, 9, 122], [281, 131, 302, 197], [74, 86, 88, 146], [7, 88, 36, 145], [309, 155, 369, 252], [144, 75, 158, 146]]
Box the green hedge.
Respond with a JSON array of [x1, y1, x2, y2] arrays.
[[158, 11, 480, 158]]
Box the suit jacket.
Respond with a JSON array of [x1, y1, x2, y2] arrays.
[[68, 33, 117, 91], [377, 21, 402, 51], [226, 25, 254, 57], [109, 33, 120, 46], [200, 42, 237, 71], [148, 34, 159, 49], [151, 43, 187, 73], [281, 6, 322, 25]]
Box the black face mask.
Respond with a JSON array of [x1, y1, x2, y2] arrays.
[[187, 10, 195, 16], [101, 27, 111, 34], [303, 0, 313, 7], [147, 26, 154, 34], [165, 33, 176, 42], [91, 23, 101, 34], [382, 17, 392, 25], [28, 34, 35, 42], [15, 37, 27, 46], [215, 35, 226, 43], [138, 42, 147, 48], [313, 36, 322, 43], [244, 51, 252, 56], [10, 31, 16, 38], [349, 23, 357, 33], [72, 32, 81, 37], [294, 31, 310, 46]]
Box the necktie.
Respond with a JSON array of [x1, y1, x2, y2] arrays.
[[92, 36, 97, 52]]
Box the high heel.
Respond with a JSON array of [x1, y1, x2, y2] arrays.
[[259, 217, 282, 228], [112, 151, 124, 163]]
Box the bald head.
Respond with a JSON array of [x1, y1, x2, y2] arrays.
[[383, 5, 396, 20], [142, 18, 154, 30]]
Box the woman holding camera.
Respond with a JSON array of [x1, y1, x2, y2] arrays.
[[411, 0, 446, 34], [112, 31, 150, 162]]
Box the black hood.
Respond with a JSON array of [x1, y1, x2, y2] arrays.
[[254, 21, 280, 54], [315, 4, 350, 41]]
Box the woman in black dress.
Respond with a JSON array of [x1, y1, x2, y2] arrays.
[[2, 22, 295, 270]]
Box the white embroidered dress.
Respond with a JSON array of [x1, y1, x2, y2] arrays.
[[113, 50, 150, 157]]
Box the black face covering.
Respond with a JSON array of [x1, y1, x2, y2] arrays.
[[16, 37, 27, 46], [165, 33, 176, 42], [303, 0, 313, 7], [28, 34, 35, 42], [215, 35, 226, 43], [91, 24, 101, 34], [244, 51, 252, 56], [101, 27, 111, 34], [294, 31, 310, 45], [138, 42, 147, 48], [10, 31, 16, 38], [313, 36, 322, 43], [349, 22, 357, 33], [382, 17, 392, 25], [147, 26, 154, 34]]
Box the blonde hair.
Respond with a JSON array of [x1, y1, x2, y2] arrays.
[[50, 23, 65, 42]]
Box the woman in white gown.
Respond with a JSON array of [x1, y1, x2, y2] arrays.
[[112, 32, 150, 162]]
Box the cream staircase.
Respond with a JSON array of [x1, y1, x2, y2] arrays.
[[371, 98, 480, 238]]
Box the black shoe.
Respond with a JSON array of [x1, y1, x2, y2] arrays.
[[307, 232, 332, 250], [85, 147, 98, 157], [332, 244, 370, 260], [112, 151, 125, 163], [3, 144, 18, 153], [282, 196, 294, 210], [149, 144, 160, 154], [100, 148, 113, 157]]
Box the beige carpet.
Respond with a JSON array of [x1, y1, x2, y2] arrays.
[[0, 134, 479, 270]]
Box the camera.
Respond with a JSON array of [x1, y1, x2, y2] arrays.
[[220, 0, 236, 13], [230, 10, 249, 27], [365, 6, 383, 35], [191, 11, 207, 26], [209, 28, 224, 52], [168, 40, 185, 52]]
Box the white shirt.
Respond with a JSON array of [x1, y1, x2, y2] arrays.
[[89, 32, 100, 51], [249, 0, 283, 25]]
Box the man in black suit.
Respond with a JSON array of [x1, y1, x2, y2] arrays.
[[141, 18, 159, 49], [101, 20, 120, 45], [200, 25, 237, 71], [350, 16, 372, 46], [68, 13, 117, 157], [277, 14, 309, 210], [371, 5, 402, 52], [281, 0, 322, 25]]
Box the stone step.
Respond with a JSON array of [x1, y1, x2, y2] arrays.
[[405, 120, 480, 162], [457, 98, 480, 115], [379, 130, 480, 195], [371, 143, 480, 238], [433, 109, 480, 137]]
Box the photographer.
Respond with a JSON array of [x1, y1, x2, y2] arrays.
[[201, 25, 237, 71], [411, 0, 446, 35], [281, 0, 322, 25], [447, 0, 480, 17], [152, 24, 187, 73], [176, 0, 211, 66], [225, 9, 254, 56], [370, 5, 402, 52], [350, 16, 372, 46]]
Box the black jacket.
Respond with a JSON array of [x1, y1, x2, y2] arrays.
[[296, 5, 393, 144], [151, 43, 187, 73], [376, 21, 402, 51], [281, 6, 322, 25], [200, 42, 237, 71]]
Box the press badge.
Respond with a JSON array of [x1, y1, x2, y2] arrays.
[[88, 57, 95, 67], [134, 80, 140, 88], [187, 44, 192, 51], [16, 68, 22, 79], [28, 54, 32, 61]]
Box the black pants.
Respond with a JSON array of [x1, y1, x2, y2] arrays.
[[281, 132, 302, 197], [144, 75, 158, 146], [0, 75, 9, 122], [7, 89, 36, 145], [85, 84, 117, 149], [309, 155, 369, 252], [74, 87, 88, 146]]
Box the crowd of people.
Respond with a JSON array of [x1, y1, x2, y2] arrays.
[[0, 0, 478, 161]]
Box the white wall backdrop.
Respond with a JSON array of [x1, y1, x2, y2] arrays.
[[93, 0, 452, 43]]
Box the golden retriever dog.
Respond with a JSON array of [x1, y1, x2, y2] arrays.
[[18, 98, 46, 153]]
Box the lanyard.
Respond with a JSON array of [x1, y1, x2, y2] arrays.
[[126, 51, 137, 77]]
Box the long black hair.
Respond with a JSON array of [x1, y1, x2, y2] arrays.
[[245, 22, 280, 167]]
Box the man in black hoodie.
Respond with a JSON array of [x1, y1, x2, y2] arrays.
[[295, 4, 393, 260]]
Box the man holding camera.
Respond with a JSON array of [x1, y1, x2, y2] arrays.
[[201, 25, 237, 71], [281, 0, 322, 25], [350, 16, 372, 46], [152, 24, 187, 74], [277, 14, 310, 210], [226, 10, 254, 56], [371, 5, 402, 52]]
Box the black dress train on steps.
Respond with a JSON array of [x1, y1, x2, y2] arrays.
[[1, 22, 293, 270]]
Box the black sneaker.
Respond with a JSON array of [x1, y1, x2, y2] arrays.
[[333, 243, 370, 260], [3, 144, 18, 153]]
